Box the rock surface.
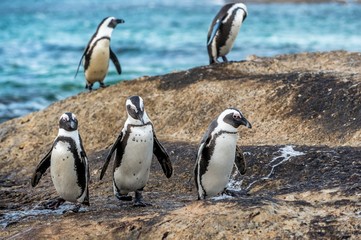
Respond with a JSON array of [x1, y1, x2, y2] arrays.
[[0, 51, 361, 239]]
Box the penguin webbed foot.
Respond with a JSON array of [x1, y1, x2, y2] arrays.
[[69, 204, 81, 213], [133, 191, 152, 207], [222, 188, 247, 198], [99, 82, 108, 88], [44, 198, 66, 210], [222, 56, 228, 63], [86, 83, 93, 92], [115, 192, 133, 202]]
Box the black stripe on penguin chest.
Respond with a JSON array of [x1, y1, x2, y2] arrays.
[[54, 136, 86, 193], [216, 11, 239, 55], [199, 130, 237, 177], [84, 36, 111, 71]]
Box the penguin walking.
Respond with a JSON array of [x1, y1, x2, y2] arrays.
[[207, 3, 248, 64], [194, 108, 252, 200], [31, 113, 89, 212], [75, 16, 124, 91], [99, 96, 173, 206]]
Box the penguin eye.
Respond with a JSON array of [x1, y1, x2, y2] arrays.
[[233, 114, 241, 120]]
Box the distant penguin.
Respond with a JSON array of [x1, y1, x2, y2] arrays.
[[194, 108, 251, 200], [75, 16, 125, 91], [99, 96, 173, 206], [207, 3, 248, 64], [31, 113, 89, 212]]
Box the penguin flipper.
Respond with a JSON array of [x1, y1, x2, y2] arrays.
[[235, 145, 247, 175], [31, 148, 52, 187], [110, 47, 122, 75], [99, 132, 123, 180], [207, 19, 221, 46], [153, 133, 172, 178], [79, 134, 90, 204]]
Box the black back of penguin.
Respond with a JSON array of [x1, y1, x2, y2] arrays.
[[207, 3, 248, 64]]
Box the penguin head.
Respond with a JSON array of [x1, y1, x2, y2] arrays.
[[125, 96, 148, 125], [59, 112, 78, 132], [97, 17, 125, 36], [233, 3, 248, 21], [219, 108, 252, 129]]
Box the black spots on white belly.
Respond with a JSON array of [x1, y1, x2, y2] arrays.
[[138, 161, 142, 165], [132, 133, 148, 143], [133, 173, 136, 176]]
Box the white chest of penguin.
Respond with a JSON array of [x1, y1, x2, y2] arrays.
[[202, 132, 238, 195], [114, 125, 154, 190], [51, 141, 82, 201], [86, 39, 110, 79]]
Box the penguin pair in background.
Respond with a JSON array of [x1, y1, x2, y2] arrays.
[[31, 113, 89, 212], [100, 96, 173, 207], [194, 108, 252, 200], [75, 16, 125, 91], [207, 3, 248, 64]]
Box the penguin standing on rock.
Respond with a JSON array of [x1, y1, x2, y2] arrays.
[[207, 3, 248, 64], [194, 108, 252, 200], [75, 16, 124, 91], [99, 96, 173, 207], [31, 113, 89, 212]]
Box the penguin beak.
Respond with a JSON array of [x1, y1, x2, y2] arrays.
[[240, 116, 252, 129], [116, 19, 125, 24], [136, 111, 145, 124], [69, 120, 78, 130]]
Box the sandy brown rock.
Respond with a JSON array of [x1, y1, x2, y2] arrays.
[[1, 51, 361, 239]]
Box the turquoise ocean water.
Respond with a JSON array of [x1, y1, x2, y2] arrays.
[[0, 0, 360, 123]]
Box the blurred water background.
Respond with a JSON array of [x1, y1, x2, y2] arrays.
[[0, 0, 360, 123]]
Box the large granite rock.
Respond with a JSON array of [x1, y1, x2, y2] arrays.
[[1, 51, 360, 239]]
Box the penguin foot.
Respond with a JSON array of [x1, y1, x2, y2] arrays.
[[86, 83, 93, 92], [223, 189, 246, 197], [115, 192, 133, 201], [222, 56, 228, 62], [133, 191, 151, 207], [99, 82, 108, 88], [45, 198, 66, 210], [70, 204, 81, 213]]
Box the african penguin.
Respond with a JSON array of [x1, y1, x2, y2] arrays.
[[31, 112, 89, 212], [194, 108, 251, 200], [99, 96, 173, 206], [207, 3, 248, 64], [75, 16, 124, 91]]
